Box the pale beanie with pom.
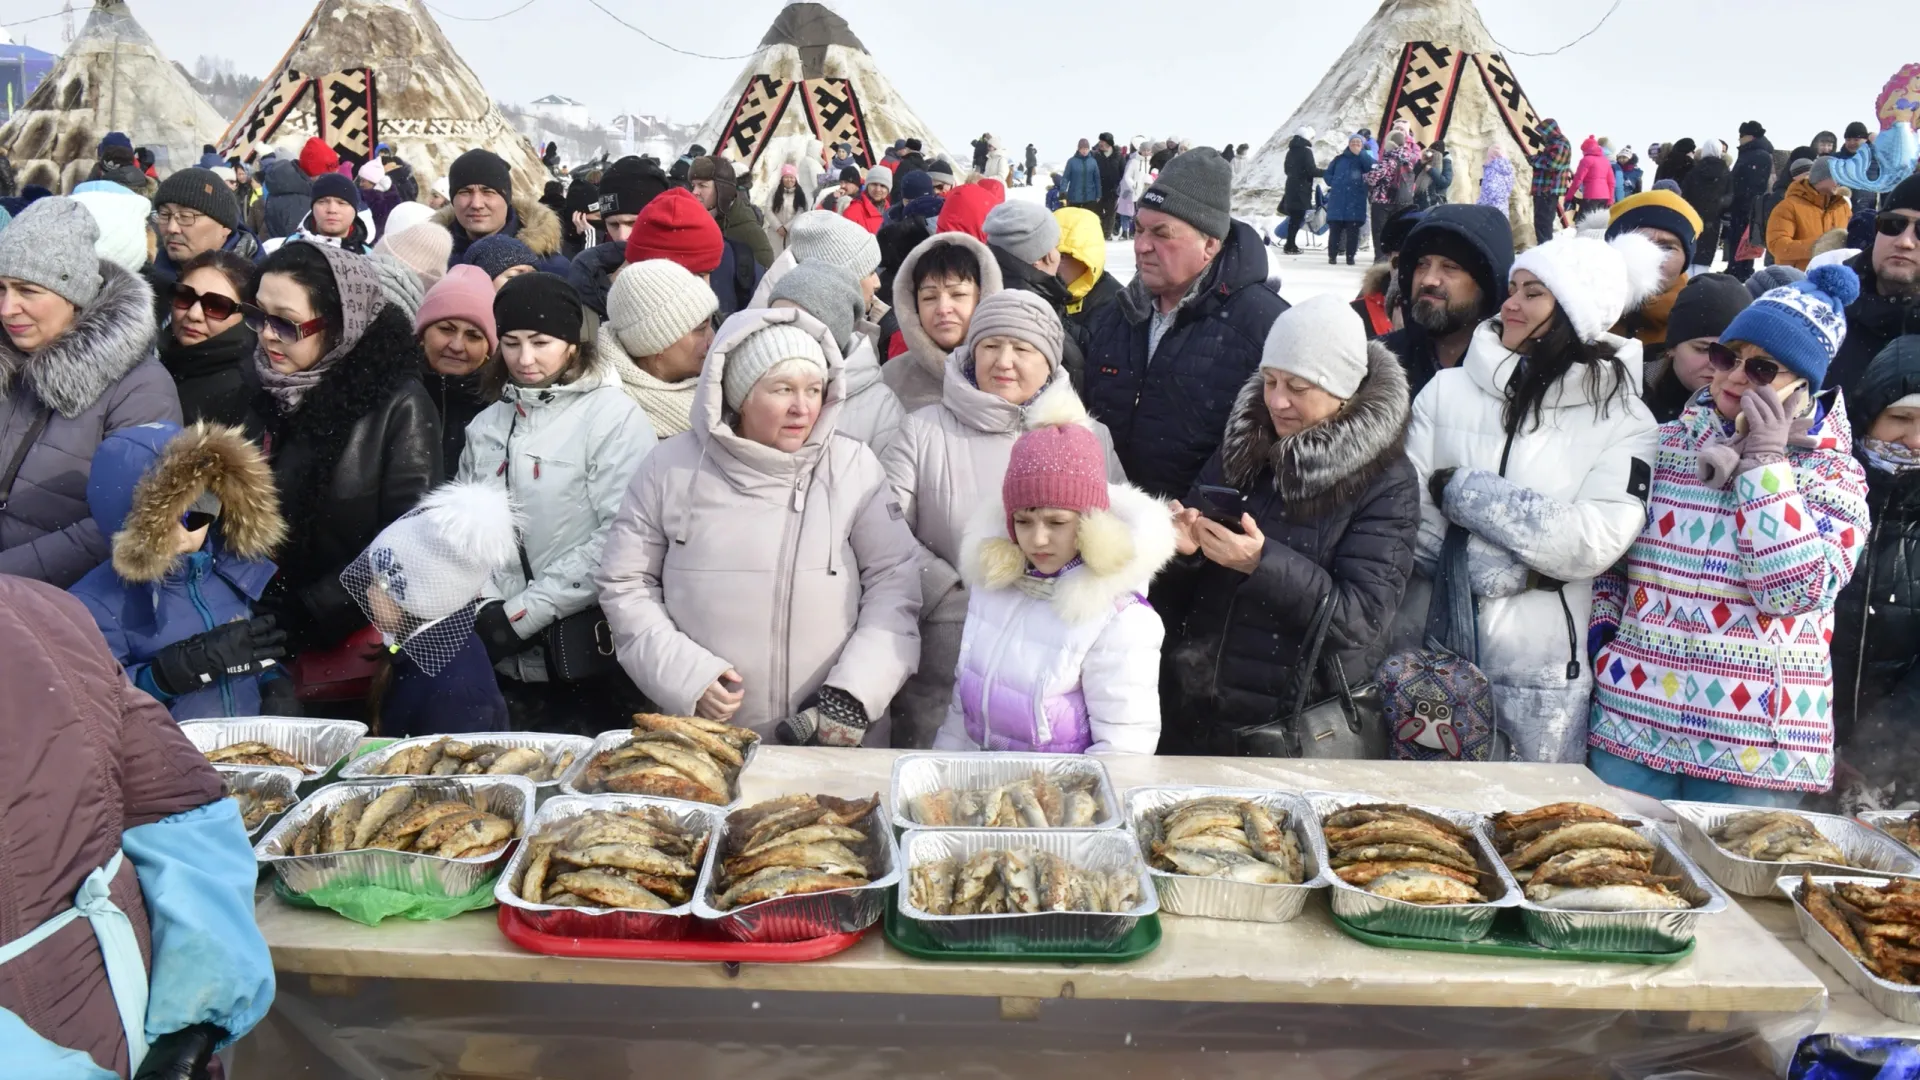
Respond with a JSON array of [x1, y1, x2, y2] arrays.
[[1261, 294, 1369, 399], [70, 183, 151, 273], [1002, 392, 1110, 538], [722, 322, 828, 411], [1509, 229, 1666, 343], [608, 259, 718, 358]]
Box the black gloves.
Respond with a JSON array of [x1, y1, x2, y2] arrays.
[[474, 601, 533, 664], [151, 617, 287, 697], [133, 1023, 224, 1080], [776, 685, 873, 747]]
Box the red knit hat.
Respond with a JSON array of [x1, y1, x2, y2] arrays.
[[625, 187, 724, 274], [298, 136, 340, 178], [1001, 421, 1109, 538], [936, 184, 999, 241]]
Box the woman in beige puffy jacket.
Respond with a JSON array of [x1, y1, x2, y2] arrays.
[[597, 306, 922, 745]]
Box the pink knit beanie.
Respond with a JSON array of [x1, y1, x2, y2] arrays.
[[1002, 421, 1109, 538], [414, 264, 499, 352]]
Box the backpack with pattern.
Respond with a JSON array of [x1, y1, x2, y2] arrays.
[[1382, 524, 1499, 761]]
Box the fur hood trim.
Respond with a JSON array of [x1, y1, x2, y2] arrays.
[[890, 232, 1003, 378], [959, 482, 1177, 626], [1222, 340, 1410, 520], [431, 191, 563, 257], [0, 261, 157, 418], [113, 422, 286, 582]]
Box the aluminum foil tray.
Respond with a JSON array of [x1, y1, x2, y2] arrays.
[[256, 775, 534, 898], [894, 828, 1157, 949], [889, 752, 1120, 831], [1778, 874, 1920, 1024], [1857, 811, 1920, 858], [1514, 822, 1729, 953], [342, 731, 592, 793], [1668, 801, 1920, 898], [691, 796, 897, 943], [1126, 786, 1326, 923], [558, 728, 757, 809], [182, 716, 367, 777], [1307, 791, 1519, 942], [493, 794, 723, 940], [216, 764, 303, 841]]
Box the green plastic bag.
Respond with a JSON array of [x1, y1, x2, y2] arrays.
[[274, 872, 498, 927]]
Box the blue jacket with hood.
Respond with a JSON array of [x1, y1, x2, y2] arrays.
[[68, 422, 285, 720], [1379, 204, 1517, 398]]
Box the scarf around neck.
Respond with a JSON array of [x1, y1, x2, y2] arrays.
[[615, 356, 698, 438], [253, 242, 387, 412], [1862, 437, 1920, 475]]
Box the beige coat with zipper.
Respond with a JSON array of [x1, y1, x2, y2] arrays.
[[597, 306, 922, 739]]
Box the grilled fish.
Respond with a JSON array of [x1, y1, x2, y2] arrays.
[[1364, 868, 1486, 904], [205, 741, 308, 771], [909, 858, 958, 915], [717, 867, 867, 909], [555, 870, 672, 910], [352, 786, 416, 851], [1502, 822, 1655, 870]]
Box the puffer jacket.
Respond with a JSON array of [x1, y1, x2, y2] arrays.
[[1324, 149, 1376, 223], [68, 423, 283, 720], [0, 576, 271, 1077], [1055, 207, 1121, 325], [245, 305, 442, 650], [568, 240, 625, 319], [1566, 137, 1616, 203], [842, 192, 889, 236], [1478, 153, 1516, 215], [1280, 135, 1321, 217], [459, 349, 656, 683], [881, 233, 1005, 413], [1404, 322, 1659, 762], [1158, 345, 1418, 753], [257, 161, 311, 241], [1832, 250, 1920, 399], [1766, 177, 1853, 270], [932, 481, 1175, 755], [1682, 153, 1732, 264], [1589, 393, 1867, 794], [430, 192, 566, 273], [597, 307, 921, 738], [1728, 135, 1775, 241], [835, 330, 907, 456], [1083, 218, 1289, 499], [1063, 152, 1101, 205], [0, 262, 180, 587], [881, 374, 1123, 749]]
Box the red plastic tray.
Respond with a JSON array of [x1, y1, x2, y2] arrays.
[[496, 905, 869, 963]]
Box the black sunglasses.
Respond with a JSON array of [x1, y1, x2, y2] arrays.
[[1706, 342, 1782, 385], [170, 283, 239, 321], [239, 303, 328, 343], [180, 510, 217, 532], [1876, 214, 1920, 239]]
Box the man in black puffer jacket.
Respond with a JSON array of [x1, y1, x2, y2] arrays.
[[1084, 147, 1288, 499], [1829, 180, 1920, 398], [1725, 124, 1775, 281], [1279, 128, 1322, 254]]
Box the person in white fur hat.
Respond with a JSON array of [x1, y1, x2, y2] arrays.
[[1402, 227, 1663, 763]]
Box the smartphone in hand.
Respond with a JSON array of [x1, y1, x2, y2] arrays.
[[1194, 485, 1247, 533]]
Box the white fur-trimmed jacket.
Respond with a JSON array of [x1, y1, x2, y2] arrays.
[[932, 482, 1175, 755]]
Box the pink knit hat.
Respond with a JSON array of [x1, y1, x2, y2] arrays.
[[1002, 421, 1109, 537], [414, 264, 499, 352]]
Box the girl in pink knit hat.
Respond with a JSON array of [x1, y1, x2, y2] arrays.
[[932, 395, 1177, 754]]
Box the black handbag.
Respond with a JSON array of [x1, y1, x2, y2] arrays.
[[1232, 594, 1387, 759], [519, 546, 618, 682]]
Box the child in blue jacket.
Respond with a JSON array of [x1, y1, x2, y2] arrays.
[[68, 422, 295, 719]]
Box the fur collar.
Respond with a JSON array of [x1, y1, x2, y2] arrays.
[[113, 423, 285, 583], [430, 191, 563, 257], [1221, 342, 1410, 520], [959, 483, 1177, 626], [0, 262, 157, 418]]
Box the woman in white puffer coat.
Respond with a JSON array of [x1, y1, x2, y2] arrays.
[[1404, 223, 1662, 762]]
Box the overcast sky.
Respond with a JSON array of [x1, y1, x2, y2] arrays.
[[18, 0, 1908, 162]]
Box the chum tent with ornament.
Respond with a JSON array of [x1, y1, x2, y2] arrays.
[[1234, 0, 1550, 244], [694, 2, 945, 196], [0, 0, 227, 192], [217, 0, 546, 194]]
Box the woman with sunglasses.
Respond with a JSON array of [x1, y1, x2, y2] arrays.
[[1404, 228, 1663, 763], [1588, 266, 1870, 806], [243, 241, 442, 657], [0, 197, 181, 588], [160, 250, 257, 428]]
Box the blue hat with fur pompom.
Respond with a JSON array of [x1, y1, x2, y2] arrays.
[[1719, 264, 1860, 389]]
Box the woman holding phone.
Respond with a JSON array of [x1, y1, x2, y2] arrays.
[[1587, 267, 1868, 805], [1157, 297, 1419, 756]]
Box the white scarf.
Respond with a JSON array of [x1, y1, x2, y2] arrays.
[[615, 358, 697, 438]]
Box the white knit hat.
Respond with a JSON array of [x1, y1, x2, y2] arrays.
[[1260, 294, 1370, 399], [787, 210, 881, 278], [70, 186, 150, 273], [865, 165, 893, 189], [722, 322, 827, 411], [608, 259, 719, 359], [1509, 230, 1666, 344], [382, 200, 437, 240]]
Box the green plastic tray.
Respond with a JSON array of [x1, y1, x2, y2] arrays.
[[1333, 910, 1693, 965], [885, 900, 1162, 964]]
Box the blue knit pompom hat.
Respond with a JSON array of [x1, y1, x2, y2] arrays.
[[1719, 264, 1860, 389]]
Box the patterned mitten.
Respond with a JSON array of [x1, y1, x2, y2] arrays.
[[775, 686, 872, 747]]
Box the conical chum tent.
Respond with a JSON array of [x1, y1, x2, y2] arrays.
[[1235, 0, 1550, 243], [0, 0, 227, 191], [218, 0, 544, 192], [696, 2, 944, 195]]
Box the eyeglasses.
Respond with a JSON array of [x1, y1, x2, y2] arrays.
[[1876, 214, 1920, 240], [1706, 343, 1782, 384], [239, 303, 327, 343], [149, 209, 205, 229], [180, 511, 217, 532], [170, 283, 239, 321]]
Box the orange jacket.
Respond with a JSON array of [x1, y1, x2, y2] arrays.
[[1765, 177, 1852, 270]]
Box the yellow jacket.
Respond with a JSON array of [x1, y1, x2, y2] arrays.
[[1053, 207, 1106, 311], [1765, 178, 1851, 270]]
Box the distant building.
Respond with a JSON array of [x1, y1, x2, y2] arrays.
[[528, 93, 589, 129]]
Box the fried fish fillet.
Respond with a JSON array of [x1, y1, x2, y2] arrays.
[[1322, 804, 1472, 840], [206, 741, 308, 771], [352, 786, 416, 851], [631, 713, 748, 767], [1325, 820, 1478, 867], [1331, 843, 1480, 875], [554, 870, 672, 910], [722, 840, 868, 880], [557, 843, 697, 879], [717, 867, 868, 909], [1502, 822, 1655, 870], [910, 858, 957, 915], [1525, 884, 1692, 911], [1336, 859, 1480, 888], [1365, 868, 1486, 904]]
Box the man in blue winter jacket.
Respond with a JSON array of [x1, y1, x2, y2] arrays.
[[1063, 139, 1103, 214]]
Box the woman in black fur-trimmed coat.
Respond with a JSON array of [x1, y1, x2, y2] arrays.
[[1156, 335, 1419, 756], [243, 242, 442, 653]]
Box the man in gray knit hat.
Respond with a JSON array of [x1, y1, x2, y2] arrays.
[[1083, 146, 1289, 498]]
